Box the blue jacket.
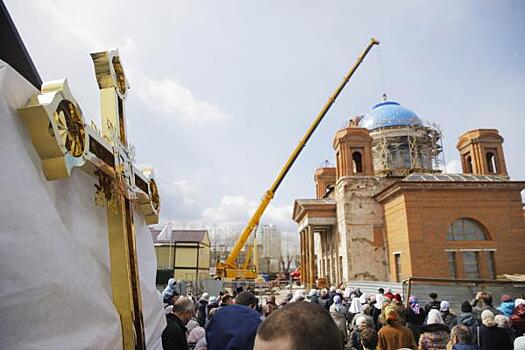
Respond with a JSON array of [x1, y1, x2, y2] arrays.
[[498, 300, 514, 317], [206, 304, 262, 350]]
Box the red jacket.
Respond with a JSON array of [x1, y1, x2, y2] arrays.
[[511, 304, 525, 335]]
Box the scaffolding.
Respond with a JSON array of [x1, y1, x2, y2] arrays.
[[370, 122, 444, 177]]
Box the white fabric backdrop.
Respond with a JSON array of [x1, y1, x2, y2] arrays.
[[0, 61, 166, 349]]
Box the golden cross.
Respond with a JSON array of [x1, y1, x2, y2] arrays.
[[18, 49, 159, 350]]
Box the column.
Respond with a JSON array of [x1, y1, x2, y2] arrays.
[[308, 225, 315, 288], [300, 229, 305, 285]]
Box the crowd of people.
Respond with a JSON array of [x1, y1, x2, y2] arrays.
[[160, 278, 525, 350]]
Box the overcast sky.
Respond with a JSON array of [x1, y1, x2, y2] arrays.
[[6, 0, 525, 236]]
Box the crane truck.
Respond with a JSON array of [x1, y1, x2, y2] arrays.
[[216, 38, 380, 280]]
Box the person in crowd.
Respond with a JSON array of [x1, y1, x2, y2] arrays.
[[376, 306, 416, 350], [418, 309, 450, 350], [383, 288, 394, 301], [495, 314, 517, 343], [424, 292, 442, 314], [319, 288, 330, 310], [253, 301, 343, 350], [308, 289, 319, 304], [206, 293, 262, 350], [351, 303, 375, 330], [291, 290, 305, 302], [478, 310, 512, 350], [457, 301, 479, 344], [162, 297, 195, 350], [187, 326, 205, 350], [440, 301, 458, 329], [206, 296, 219, 316], [391, 294, 406, 325], [196, 293, 209, 327], [471, 292, 502, 323], [511, 298, 525, 335], [186, 318, 199, 336], [447, 324, 479, 350], [497, 295, 514, 317], [220, 294, 233, 307], [373, 289, 385, 329], [349, 296, 363, 325], [330, 295, 348, 343], [162, 278, 178, 305], [329, 286, 338, 305], [406, 296, 426, 342], [349, 316, 370, 350], [360, 329, 378, 350], [235, 290, 259, 309], [263, 295, 277, 317], [515, 333, 525, 350]]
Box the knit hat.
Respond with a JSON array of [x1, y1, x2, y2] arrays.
[[393, 294, 402, 302], [500, 294, 512, 302], [385, 306, 398, 321], [515, 298, 525, 307], [308, 289, 317, 298], [329, 286, 336, 292], [201, 292, 209, 301], [461, 301, 473, 313], [334, 295, 342, 304], [440, 300, 450, 312]]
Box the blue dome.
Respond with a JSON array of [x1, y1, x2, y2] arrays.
[[359, 101, 422, 130]]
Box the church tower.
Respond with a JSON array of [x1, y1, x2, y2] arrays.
[[314, 166, 336, 198], [333, 118, 374, 179], [456, 129, 508, 176]]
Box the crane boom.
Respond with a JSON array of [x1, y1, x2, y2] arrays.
[[217, 38, 379, 278]]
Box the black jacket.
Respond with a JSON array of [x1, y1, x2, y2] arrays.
[[478, 324, 512, 350], [197, 299, 208, 326], [162, 313, 189, 350]]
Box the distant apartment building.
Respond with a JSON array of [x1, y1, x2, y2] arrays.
[[256, 224, 283, 273]]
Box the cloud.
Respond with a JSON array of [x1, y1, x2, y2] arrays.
[[137, 77, 228, 124], [201, 195, 294, 231], [445, 158, 462, 174]]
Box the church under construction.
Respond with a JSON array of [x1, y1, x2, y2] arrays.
[[293, 100, 525, 286]]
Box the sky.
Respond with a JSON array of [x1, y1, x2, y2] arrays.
[[6, 0, 525, 240]]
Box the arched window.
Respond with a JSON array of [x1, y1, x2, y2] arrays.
[[446, 218, 488, 241], [486, 152, 497, 173], [352, 151, 363, 174], [465, 155, 473, 173]]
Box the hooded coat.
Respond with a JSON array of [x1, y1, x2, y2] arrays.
[[511, 304, 525, 336], [206, 304, 261, 350], [498, 300, 515, 317]]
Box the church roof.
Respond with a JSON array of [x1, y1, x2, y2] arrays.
[[151, 229, 208, 244], [403, 173, 509, 182], [359, 101, 422, 130]]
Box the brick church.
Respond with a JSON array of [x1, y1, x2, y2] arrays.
[[292, 100, 525, 286]]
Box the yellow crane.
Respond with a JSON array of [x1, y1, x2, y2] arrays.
[[216, 38, 380, 280]]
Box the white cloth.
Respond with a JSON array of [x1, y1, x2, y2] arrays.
[[0, 61, 165, 349]]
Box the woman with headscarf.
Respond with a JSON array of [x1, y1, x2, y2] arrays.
[[376, 306, 416, 350], [479, 310, 512, 350], [406, 296, 426, 342], [418, 309, 450, 350], [348, 296, 363, 325], [330, 295, 348, 344]]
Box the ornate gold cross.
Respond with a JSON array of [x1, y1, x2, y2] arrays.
[[18, 49, 159, 350]]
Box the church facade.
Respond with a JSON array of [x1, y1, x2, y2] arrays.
[[292, 101, 525, 286]]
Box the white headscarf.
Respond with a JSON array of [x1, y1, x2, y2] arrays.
[[349, 298, 362, 314], [515, 298, 525, 307], [426, 309, 444, 325], [374, 293, 384, 309]]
